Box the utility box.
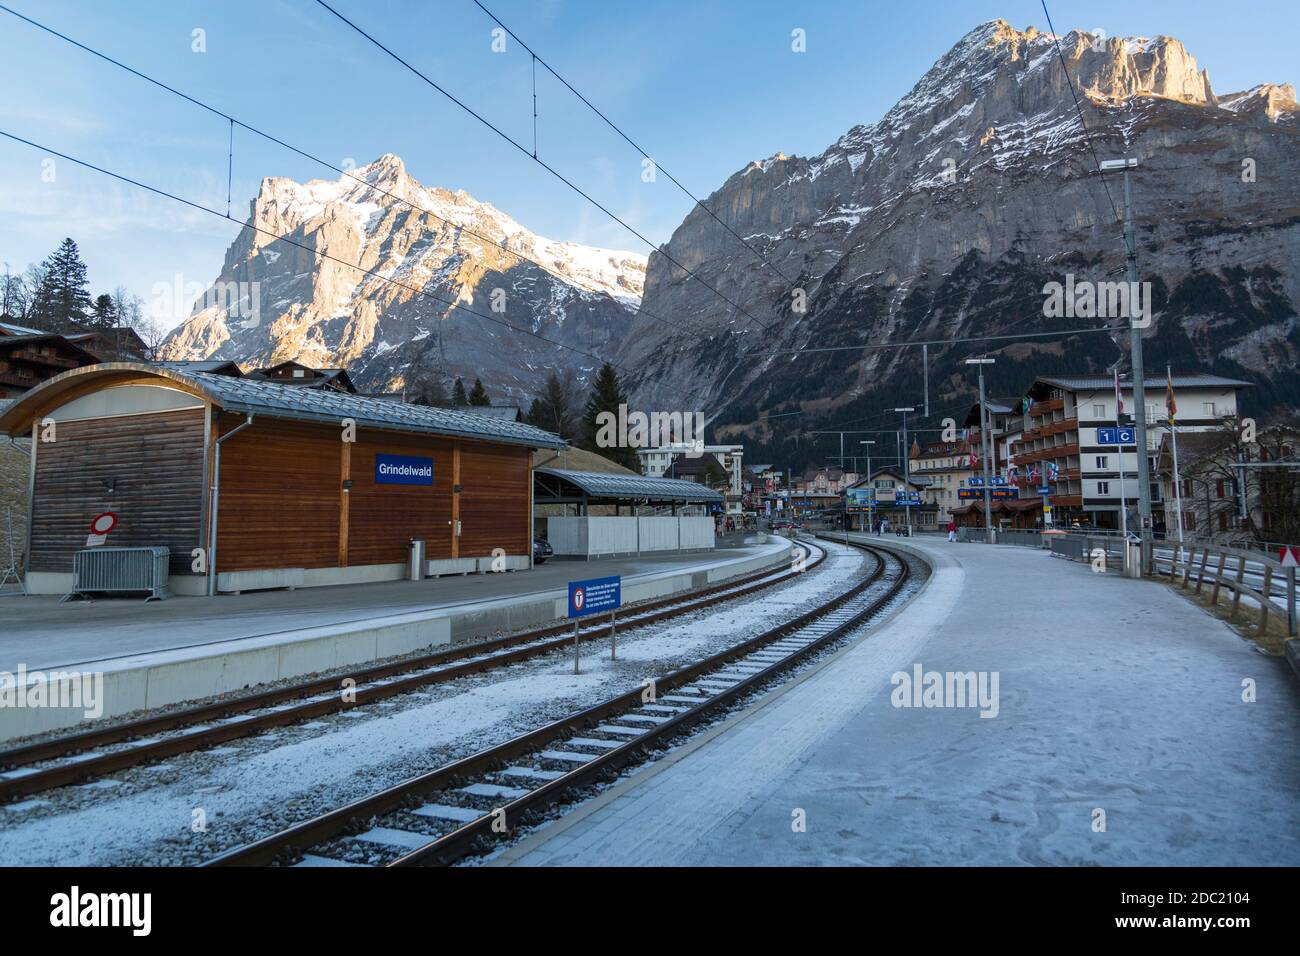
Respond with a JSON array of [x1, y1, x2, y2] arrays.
[[409, 539, 425, 581]]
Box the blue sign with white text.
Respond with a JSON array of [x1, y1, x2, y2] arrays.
[[1097, 427, 1136, 446], [375, 454, 434, 486], [569, 575, 621, 618]]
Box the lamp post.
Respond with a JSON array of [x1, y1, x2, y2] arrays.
[[1100, 156, 1151, 572], [966, 358, 996, 544], [895, 408, 915, 533]]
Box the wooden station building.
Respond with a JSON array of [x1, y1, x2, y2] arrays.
[[0, 363, 566, 595]]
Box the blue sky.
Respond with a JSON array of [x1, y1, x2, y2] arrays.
[[1, 0, 1295, 328]]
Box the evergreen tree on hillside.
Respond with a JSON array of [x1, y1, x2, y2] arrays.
[[525, 371, 582, 440], [90, 293, 118, 329], [579, 362, 635, 468], [407, 363, 452, 406], [452, 377, 469, 406], [28, 238, 92, 333], [468, 378, 490, 406]]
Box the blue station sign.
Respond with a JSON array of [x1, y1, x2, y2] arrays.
[[568, 575, 622, 619], [375, 453, 434, 486]]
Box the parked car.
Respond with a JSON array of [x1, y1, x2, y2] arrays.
[[533, 538, 553, 564]]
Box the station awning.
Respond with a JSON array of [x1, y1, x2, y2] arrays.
[[534, 467, 724, 505]]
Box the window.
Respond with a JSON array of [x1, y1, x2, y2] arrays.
[[1097, 481, 1111, 496], [1095, 455, 1108, 469], [1092, 403, 1105, 418], [1216, 480, 1225, 499], [1184, 512, 1196, 530], [1202, 402, 1216, 417], [1146, 403, 1158, 422], [1218, 510, 1229, 532]]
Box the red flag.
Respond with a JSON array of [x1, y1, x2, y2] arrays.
[[1165, 369, 1177, 423]]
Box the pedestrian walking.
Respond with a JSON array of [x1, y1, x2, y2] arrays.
[[947, 520, 957, 542]]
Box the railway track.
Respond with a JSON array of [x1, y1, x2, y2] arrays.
[[204, 538, 914, 868], [0, 540, 824, 801]]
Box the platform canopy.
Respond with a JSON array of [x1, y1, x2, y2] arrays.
[[535, 467, 724, 506]]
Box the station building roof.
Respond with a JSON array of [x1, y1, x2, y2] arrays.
[[0, 363, 567, 450], [535, 467, 725, 504]]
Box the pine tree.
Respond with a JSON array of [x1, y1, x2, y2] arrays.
[[90, 293, 118, 329], [468, 378, 491, 406], [29, 238, 92, 333], [452, 377, 469, 406], [525, 372, 582, 440], [580, 362, 634, 468]]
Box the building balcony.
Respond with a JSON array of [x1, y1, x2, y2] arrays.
[[1037, 397, 1064, 413], [1051, 494, 1084, 507]]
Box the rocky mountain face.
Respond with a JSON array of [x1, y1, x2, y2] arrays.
[[160, 155, 646, 399], [619, 20, 1299, 453]]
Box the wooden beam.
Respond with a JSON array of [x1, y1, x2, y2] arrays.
[[338, 438, 351, 567], [451, 440, 461, 559]]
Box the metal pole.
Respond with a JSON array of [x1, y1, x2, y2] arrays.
[[1123, 164, 1153, 573], [573, 619, 580, 674], [1169, 369, 1185, 566], [978, 366, 993, 543], [922, 343, 930, 418], [207, 413, 254, 596], [610, 609, 616, 660], [1287, 567, 1297, 637], [902, 410, 912, 533]]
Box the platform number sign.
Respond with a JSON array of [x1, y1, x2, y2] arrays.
[[568, 575, 621, 619], [1097, 427, 1136, 446]]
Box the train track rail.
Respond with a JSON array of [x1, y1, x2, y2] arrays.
[[204, 538, 913, 868], [0, 540, 824, 801]]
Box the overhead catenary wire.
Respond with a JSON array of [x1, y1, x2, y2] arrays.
[[469, 0, 797, 289], [0, 4, 723, 349], [0, 129, 628, 371], [312, 0, 786, 338]]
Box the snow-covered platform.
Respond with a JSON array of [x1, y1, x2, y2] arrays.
[[496, 534, 1300, 867], [0, 537, 792, 741]]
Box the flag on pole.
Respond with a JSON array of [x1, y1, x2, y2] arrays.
[[1021, 396, 1035, 415], [1113, 368, 1124, 416], [1165, 368, 1177, 424]]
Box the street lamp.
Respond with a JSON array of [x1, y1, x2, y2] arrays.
[[1099, 156, 1152, 572], [965, 358, 996, 543], [894, 408, 915, 533]]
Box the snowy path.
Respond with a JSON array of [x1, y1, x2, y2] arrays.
[[498, 536, 1300, 867], [0, 543, 866, 865]]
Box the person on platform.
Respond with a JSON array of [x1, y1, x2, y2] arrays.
[[947, 520, 957, 542]]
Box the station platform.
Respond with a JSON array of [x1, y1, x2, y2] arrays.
[[0, 537, 792, 741], [496, 533, 1300, 867]]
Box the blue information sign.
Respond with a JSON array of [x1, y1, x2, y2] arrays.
[[375, 453, 434, 486], [1097, 427, 1136, 446], [1036, 486, 1052, 496], [568, 575, 622, 618]]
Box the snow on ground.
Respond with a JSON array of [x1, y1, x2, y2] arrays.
[[0, 543, 867, 866], [502, 537, 1300, 867]]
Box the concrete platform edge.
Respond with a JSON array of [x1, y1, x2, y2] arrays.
[[0, 539, 792, 742]]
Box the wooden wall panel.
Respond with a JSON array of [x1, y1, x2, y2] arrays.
[[459, 443, 530, 557], [30, 408, 205, 573], [346, 433, 453, 565], [214, 417, 340, 571]]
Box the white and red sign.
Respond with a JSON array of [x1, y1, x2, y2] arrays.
[[1279, 546, 1300, 568], [86, 511, 118, 547]]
